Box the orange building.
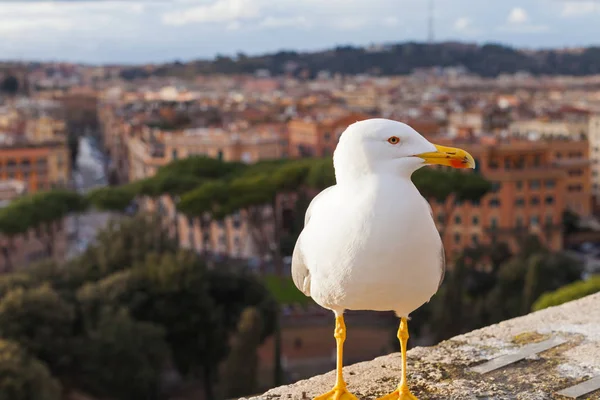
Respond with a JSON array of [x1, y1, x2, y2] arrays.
[[0, 143, 69, 192], [429, 137, 592, 256], [288, 112, 369, 158], [547, 139, 592, 216]]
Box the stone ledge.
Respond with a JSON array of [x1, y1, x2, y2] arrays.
[[250, 293, 600, 400]]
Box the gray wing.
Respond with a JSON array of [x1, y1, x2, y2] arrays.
[[425, 197, 446, 289], [291, 186, 335, 297]]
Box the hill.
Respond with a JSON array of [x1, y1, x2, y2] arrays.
[[119, 42, 600, 80]]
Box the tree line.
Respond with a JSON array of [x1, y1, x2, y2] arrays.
[[120, 43, 600, 80]]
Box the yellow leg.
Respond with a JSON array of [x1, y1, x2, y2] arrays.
[[376, 318, 419, 400], [313, 315, 358, 400]]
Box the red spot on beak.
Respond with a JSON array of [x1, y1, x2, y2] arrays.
[[450, 159, 465, 168]]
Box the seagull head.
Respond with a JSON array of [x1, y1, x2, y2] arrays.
[[334, 118, 475, 181]]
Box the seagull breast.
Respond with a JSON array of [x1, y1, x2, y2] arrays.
[[294, 175, 443, 317]]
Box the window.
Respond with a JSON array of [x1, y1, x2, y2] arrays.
[[490, 217, 498, 229], [530, 216, 539, 226], [489, 198, 501, 207], [533, 155, 541, 167], [454, 233, 461, 244], [217, 150, 224, 160], [529, 180, 541, 189], [454, 215, 462, 224], [491, 181, 502, 192], [324, 132, 331, 141], [568, 169, 583, 177], [172, 149, 178, 160], [530, 196, 540, 206], [472, 216, 479, 225], [568, 184, 583, 192], [516, 216, 523, 227], [516, 181, 523, 190], [472, 234, 479, 245], [545, 179, 556, 188], [504, 158, 511, 169], [233, 213, 242, 229], [545, 196, 554, 205], [437, 214, 444, 224], [545, 215, 554, 226], [187, 216, 194, 228], [489, 160, 499, 169], [515, 198, 525, 207]]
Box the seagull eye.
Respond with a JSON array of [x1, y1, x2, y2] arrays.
[[387, 136, 400, 145]]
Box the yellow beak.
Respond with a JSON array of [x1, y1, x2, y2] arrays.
[[415, 144, 476, 169]]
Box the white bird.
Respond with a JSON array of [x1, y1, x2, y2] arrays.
[[292, 118, 475, 400]]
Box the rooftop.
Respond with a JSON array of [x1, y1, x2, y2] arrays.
[[251, 293, 600, 399]]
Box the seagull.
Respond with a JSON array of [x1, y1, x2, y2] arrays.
[[292, 118, 475, 400]]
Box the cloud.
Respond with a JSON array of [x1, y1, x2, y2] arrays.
[[162, 0, 260, 26], [259, 16, 311, 29], [560, 1, 600, 17], [453, 17, 471, 31], [498, 6, 548, 33], [382, 16, 399, 27], [507, 7, 529, 24], [331, 16, 369, 31]]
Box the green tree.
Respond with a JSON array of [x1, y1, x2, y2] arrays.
[[533, 276, 600, 311], [155, 155, 242, 180], [0, 273, 34, 299], [177, 181, 230, 256], [137, 173, 204, 197], [87, 184, 138, 212], [219, 307, 263, 399], [77, 251, 224, 399], [73, 307, 169, 400], [0, 339, 61, 400], [0, 285, 75, 376], [30, 190, 89, 256], [0, 190, 88, 261], [0, 210, 29, 272], [562, 209, 581, 236], [74, 214, 177, 282], [305, 158, 336, 190], [412, 168, 492, 242]]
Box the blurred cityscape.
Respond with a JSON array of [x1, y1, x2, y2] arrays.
[[2, 34, 600, 400]]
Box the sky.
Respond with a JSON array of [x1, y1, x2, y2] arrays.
[[1, 0, 600, 64]]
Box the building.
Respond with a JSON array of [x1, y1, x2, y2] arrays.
[[448, 110, 484, 136], [509, 117, 588, 141], [25, 115, 67, 144], [127, 123, 284, 182], [288, 112, 369, 158], [428, 136, 591, 255], [0, 142, 69, 192], [588, 114, 600, 203]]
